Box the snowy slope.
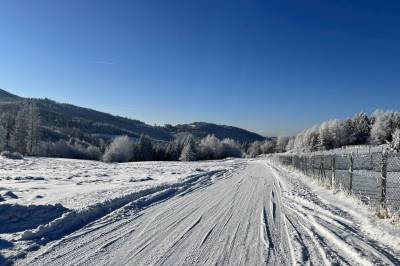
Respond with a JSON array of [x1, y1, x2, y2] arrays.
[[1, 158, 399, 265]]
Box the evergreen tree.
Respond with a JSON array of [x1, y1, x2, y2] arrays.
[[179, 140, 197, 161], [351, 112, 370, 145], [137, 135, 154, 161]]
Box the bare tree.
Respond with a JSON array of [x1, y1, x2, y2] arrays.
[[0, 125, 6, 151], [11, 108, 28, 154], [276, 136, 289, 153]]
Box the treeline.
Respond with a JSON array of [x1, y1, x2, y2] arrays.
[[248, 110, 400, 156], [102, 134, 243, 163], [35, 134, 244, 162], [0, 101, 41, 155], [3, 103, 399, 161]]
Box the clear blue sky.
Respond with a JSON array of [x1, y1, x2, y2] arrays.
[[1, 1, 400, 136]]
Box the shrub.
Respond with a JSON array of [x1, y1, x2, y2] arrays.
[[39, 140, 102, 160], [1, 151, 24, 160]]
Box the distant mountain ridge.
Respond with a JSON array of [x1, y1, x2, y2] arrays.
[[0, 89, 267, 143], [0, 89, 22, 102]]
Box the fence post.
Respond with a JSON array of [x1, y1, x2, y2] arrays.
[[380, 151, 388, 214], [349, 153, 353, 194], [331, 155, 336, 189]]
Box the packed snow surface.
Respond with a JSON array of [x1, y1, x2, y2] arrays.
[[0, 157, 399, 265]]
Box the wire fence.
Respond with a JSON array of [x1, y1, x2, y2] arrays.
[[273, 151, 400, 216]]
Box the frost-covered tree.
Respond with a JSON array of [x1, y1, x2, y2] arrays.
[[102, 135, 134, 163], [370, 110, 394, 144], [218, 138, 242, 158], [316, 120, 348, 150], [293, 126, 319, 151], [260, 140, 276, 154], [391, 129, 400, 151], [198, 134, 220, 159], [286, 137, 295, 151], [247, 141, 262, 157], [287, 110, 398, 151], [166, 134, 194, 160], [328, 119, 348, 148], [247, 139, 275, 157], [179, 139, 197, 161], [275, 136, 289, 153], [318, 122, 329, 150], [197, 135, 242, 159]]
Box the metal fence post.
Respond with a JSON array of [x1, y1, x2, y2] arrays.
[[349, 153, 353, 194], [331, 155, 336, 189], [380, 151, 388, 213]]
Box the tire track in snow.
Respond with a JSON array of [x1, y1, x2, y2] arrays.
[[17, 162, 293, 266], [16, 160, 398, 266], [268, 162, 400, 266]]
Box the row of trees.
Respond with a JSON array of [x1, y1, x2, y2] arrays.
[[245, 110, 400, 157], [102, 134, 243, 163], [267, 110, 400, 154], [3, 105, 399, 161]]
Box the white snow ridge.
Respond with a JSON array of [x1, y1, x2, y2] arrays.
[[0, 157, 399, 265]]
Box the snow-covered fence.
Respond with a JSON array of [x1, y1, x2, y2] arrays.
[[273, 151, 400, 217]]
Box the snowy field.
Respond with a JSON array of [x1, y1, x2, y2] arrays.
[[0, 157, 243, 263], [0, 157, 238, 209], [1, 157, 399, 265]]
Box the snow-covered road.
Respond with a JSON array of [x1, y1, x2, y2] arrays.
[[13, 161, 400, 265]]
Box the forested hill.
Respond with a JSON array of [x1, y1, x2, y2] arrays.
[[0, 89, 22, 102], [0, 89, 266, 143], [165, 122, 266, 143]]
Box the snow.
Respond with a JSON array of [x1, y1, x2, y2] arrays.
[[268, 161, 400, 265], [1, 157, 399, 265], [0, 157, 241, 262], [0, 157, 234, 209]]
